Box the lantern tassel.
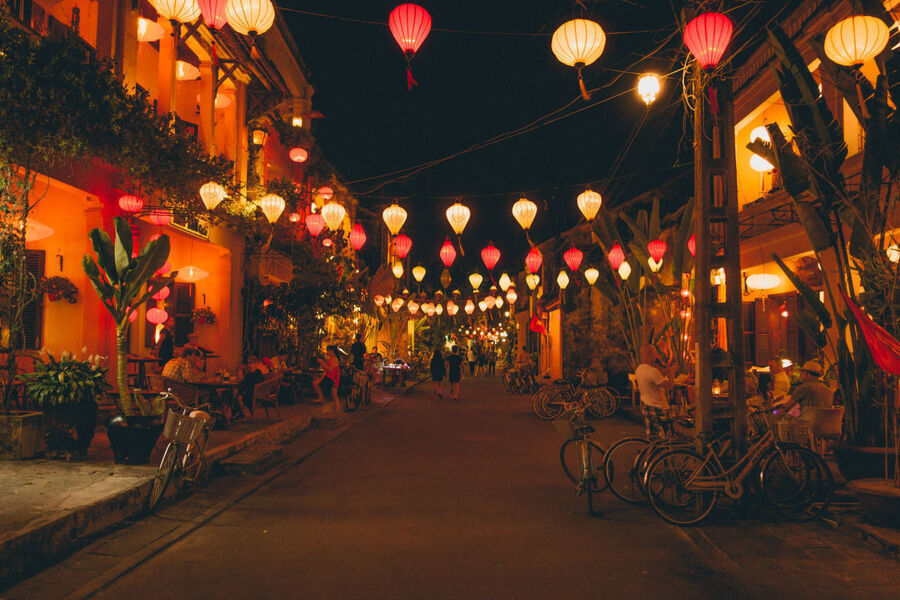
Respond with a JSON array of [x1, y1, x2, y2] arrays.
[[578, 69, 591, 101], [406, 66, 418, 90], [708, 85, 720, 116], [211, 42, 219, 67]]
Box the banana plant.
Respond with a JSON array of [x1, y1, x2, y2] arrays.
[[82, 217, 176, 415]]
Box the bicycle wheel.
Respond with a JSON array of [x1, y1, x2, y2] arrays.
[[604, 437, 649, 504], [345, 383, 363, 412], [541, 389, 567, 420], [585, 388, 619, 419], [181, 428, 210, 486], [148, 442, 179, 511], [645, 449, 718, 526], [637, 439, 693, 496], [531, 388, 549, 418], [760, 446, 833, 522], [560, 438, 608, 492]]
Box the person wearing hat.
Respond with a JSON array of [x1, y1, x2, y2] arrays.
[[778, 360, 833, 419]]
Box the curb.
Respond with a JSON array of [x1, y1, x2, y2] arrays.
[[839, 514, 900, 562]]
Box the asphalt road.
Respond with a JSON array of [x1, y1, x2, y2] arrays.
[[85, 377, 900, 599]]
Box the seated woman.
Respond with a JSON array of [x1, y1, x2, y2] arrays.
[[235, 356, 269, 421], [313, 345, 341, 414]]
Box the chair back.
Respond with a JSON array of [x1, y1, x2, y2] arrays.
[[147, 374, 165, 392], [252, 376, 280, 403], [162, 378, 200, 408], [805, 406, 845, 439]]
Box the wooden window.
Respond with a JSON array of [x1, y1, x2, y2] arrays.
[[144, 282, 196, 348], [21, 249, 45, 350]]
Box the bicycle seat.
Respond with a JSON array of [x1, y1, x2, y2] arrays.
[[575, 424, 596, 435], [553, 378, 574, 386]]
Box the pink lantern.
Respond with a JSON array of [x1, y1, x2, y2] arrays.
[[152, 286, 171, 301], [525, 247, 542, 274], [440, 238, 457, 267], [481, 243, 501, 271], [147, 209, 172, 226], [688, 234, 696, 258], [155, 261, 172, 276], [393, 234, 412, 259], [608, 244, 625, 270], [289, 147, 309, 163], [349, 223, 367, 251], [563, 246, 583, 272], [128, 308, 138, 323], [388, 3, 432, 89], [118, 194, 143, 213], [318, 186, 334, 201], [146, 307, 169, 325], [305, 212, 325, 237], [197, 0, 228, 29], [683, 12, 733, 69], [647, 239, 667, 262]]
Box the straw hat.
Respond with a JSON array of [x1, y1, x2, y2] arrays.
[[800, 361, 823, 376]]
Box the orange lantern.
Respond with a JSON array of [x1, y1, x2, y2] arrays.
[[147, 209, 172, 226], [289, 147, 308, 163]]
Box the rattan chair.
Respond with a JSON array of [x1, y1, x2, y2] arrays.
[[250, 373, 282, 422]]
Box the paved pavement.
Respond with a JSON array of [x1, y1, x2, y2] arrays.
[[6, 377, 900, 599]]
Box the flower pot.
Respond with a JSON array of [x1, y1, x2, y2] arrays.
[[832, 443, 896, 481], [105, 414, 163, 465], [847, 479, 900, 528], [0, 411, 45, 459], [43, 401, 98, 458]]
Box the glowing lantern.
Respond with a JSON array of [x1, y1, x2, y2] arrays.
[[289, 147, 308, 163], [469, 272, 483, 291], [382, 203, 407, 234], [446, 203, 471, 235], [388, 3, 432, 89], [563, 246, 583, 272], [824, 15, 890, 67], [648, 258, 662, 273], [146, 307, 169, 325], [391, 297, 404, 312], [551, 19, 607, 100], [128, 308, 139, 323], [322, 237, 332, 247], [647, 239, 667, 262], [481, 243, 501, 270], [194, 93, 231, 109], [495, 295, 504, 309], [413, 265, 427, 282], [292, 116, 303, 127], [618, 261, 632, 281], [447, 301, 459, 316], [118, 195, 143, 213], [498, 273, 511, 291], [225, 0, 275, 36], [688, 233, 696, 257], [199, 181, 226, 211], [305, 212, 325, 237], [393, 234, 412, 259], [440, 238, 457, 267], [408, 301, 420, 315], [176, 61, 201, 80], [148, 209, 172, 226], [506, 288, 517, 304], [607, 244, 625, 270], [525, 247, 543, 274], [150, 0, 200, 24], [750, 126, 771, 143], [557, 270, 570, 290], [152, 286, 171, 301], [465, 300, 475, 315], [259, 194, 285, 223], [750, 154, 775, 172], [683, 12, 733, 69], [374, 295, 385, 307], [423, 303, 436, 317], [485, 296, 496, 309], [526, 274, 540, 291], [321, 202, 346, 230], [392, 262, 404, 279], [512, 197, 537, 231], [638, 74, 661, 105], [440, 269, 452, 288], [576, 189, 602, 221], [435, 303, 444, 315], [137, 17, 164, 42], [318, 186, 334, 201], [585, 268, 599, 285], [478, 300, 488, 312], [349, 224, 367, 251], [289, 212, 301, 223], [887, 244, 900, 263], [197, 0, 228, 28], [177, 265, 209, 282], [746, 273, 781, 291]]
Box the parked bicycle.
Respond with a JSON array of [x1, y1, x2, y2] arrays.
[[532, 372, 620, 420], [343, 365, 373, 412], [554, 406, 607, 516]]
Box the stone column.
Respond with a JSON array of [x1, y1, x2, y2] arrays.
[[156, 19, 176, 115], [199, 61, 216, 155]]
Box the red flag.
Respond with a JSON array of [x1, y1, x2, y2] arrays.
[[529, 314, 546, 335], [841, 290, 900, 377]]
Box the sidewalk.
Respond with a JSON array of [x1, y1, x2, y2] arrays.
[[0, 380, 423, 588]]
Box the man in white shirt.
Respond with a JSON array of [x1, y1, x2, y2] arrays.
[[634, 344, 675, 438]]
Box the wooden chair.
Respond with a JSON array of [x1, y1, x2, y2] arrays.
[[804, 406, 845, 456], [251, 373, 282, 422], [147, 374, 166, 393], [162, 378, 201, 409]]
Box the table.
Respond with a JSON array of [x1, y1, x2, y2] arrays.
[[128, 356, 160, 389], [192, 379, 241, 426], [382, 365, 408, 388]]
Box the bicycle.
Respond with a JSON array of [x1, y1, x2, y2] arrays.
[[554, 406, 607, 516], [533, 374, 620, 420], [344, 366, 372, 412], [148, 392, 214, 511]]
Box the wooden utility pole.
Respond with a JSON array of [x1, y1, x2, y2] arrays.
[[692, 68, 747, 451]]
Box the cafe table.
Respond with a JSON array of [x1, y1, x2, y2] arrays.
[[127, 356, 160, 389], [192, 378, 241, 426]]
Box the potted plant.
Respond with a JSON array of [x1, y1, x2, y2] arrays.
[[19, 350, 109, 459], [40, 275, 79, 303], [83, 217, 176, 464], [191, 306, 216, 325]]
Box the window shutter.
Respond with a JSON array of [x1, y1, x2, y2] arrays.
[[22, 250, 45, 350]]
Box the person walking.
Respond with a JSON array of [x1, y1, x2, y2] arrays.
[[430, 347, 446, 399], [350, 334, 366, 370], [488, 347, 497, 376], [314, 345, 342, 414], [447, 345, 463, 401], [467, 346, 477, 376]]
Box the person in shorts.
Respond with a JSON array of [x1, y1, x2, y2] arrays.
[[634, 344, 675, 438]]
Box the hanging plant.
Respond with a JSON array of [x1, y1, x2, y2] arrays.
[[40, 276, 79, 304], [192, 306, 216, 325]]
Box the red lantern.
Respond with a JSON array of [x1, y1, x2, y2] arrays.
[[128, 308, 138, 323], [683, 12, 733, 69], [349, 223, 367, 251], [147, 209, 172, 226], [440, 238, 457, 267], [388, 3, 432, 90], [197, 0, 228, 29], [393, 234, 412, 259], [289, 147, 308, 163], [608, 244, 625, 270], [118, 194, 143, 213], [647, 239, 667, 262], [305, 212, 325, 237], [322, 238, 333, 247], [688, 233, 696, 258], [525, 247, 543, 274], [481, 243, 501, 271], [155, 261, 172, 276], [563, 246, 583, 272], [152, 286, 170, 301], [146, 307, 168, 325]]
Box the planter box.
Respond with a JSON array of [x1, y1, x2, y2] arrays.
[[0, 411, 45, 459]]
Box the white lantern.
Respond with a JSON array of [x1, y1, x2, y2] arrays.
[[526, 274, 540, 290], [750, 125, 771, 143], [577, 189, 602, 221], [512, 197, 537, 231], [446, 203, 471, 235], [506, 288, 517, 304], [435, 303, 444, 315], [423, 303, 435, 317], [137, 17, 165, 42], [557, 270, 570, 290], [199, 181, 226, 211], [637, 73, 661, 104], [551, 19, 606, 68], [408, 301, 420, 315], [225, 0, 275, 36], [177, 265, 209, 282], [321, 202, 346, 231], [750, 154, 775, 172], [824, 15, 890, 67], [465, 300, 475, 314], [745, 273, 781, 291], [585, 267, 599, 285], [150, 0, 200, 23], [392, 262, 404, 279], [176, 60, 201, 80], [469, 272, 483, 291], [478, 300, 488, 312], [495, 297, 504, 309], [887, 244, 900, 263], [618, 261, 632, 280], [258, 194, 285, 223], [648, 257, 662, 273], [498, 273, 512, 292], [447, 301, 459, 316], [412, 265, 427, 282], [382, 203, 407, 235]]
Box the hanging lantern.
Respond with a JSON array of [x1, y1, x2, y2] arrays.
[[176, 61, 201, 80], [289, 147, 309, 163], [197, 0, 228, 29], [392, 262, 404, 279], [435, 303, 444, 316], [128, 308, 139, 323], [557, 270, 570, 290], [259, 194, 285, 223], [306, 212, 325, 237], [148, 209, 173, 226], [887, 244, 900, 263], [393, 234, 412, 259], [746, 273, 781, 291], [607, 244, 625, 270], [440, 268, 452, 289], [288, 212, 301, 223], [498, 273, 512, 291], [447, 301, 459, 316], [382, 203, 408, 235], [374, 294, 385, 307], [648, 258, 662, 273], [408, 301, 420, 315], [481, 243, 501, 270], [525, 247, 543, 274], [469, 272, 483, 291], [750, 126, 771, 143], [199, 181, 226, 211], [585, 267, 599, 286], [177, 265, 209, 282], [824, 15, 890, 67], [321, 236, 332, 247], [551, 18, 607, 100], [321, 202, 346, 230], [618, 261, 632, 280], [146, 307, 169, 325], [225, 0, 275, 36], [576, 189, 603, 221], [388, 3, 432, 90], [465, 300, 475, 315], [637, 74, 661, 105], [118, 195, 143, 213], [349, 224, 367, 251], [149, 0, 200, 24], [137, 17, 165, 42], [251, 126, 267, 146], [318, 186, 334, 201], [526, 274, 540, 291], [683, 12, 733, 69], [152, 286, 171, 301], [391, 297, 404, 312], [446, 203, 471, 235], [563, 246, 583, 272], [412, 265, 427, 282], [423, 303, 436, 317], [440, 238, 457, 267], [688, 233, 696, 257], [506, 287, 517, 304], [478, 300, 488, 312], [512, 197, 538, 231], [647, 239, 667, 263], [750, 154, 775, 172], [485, 296, 496, 310]]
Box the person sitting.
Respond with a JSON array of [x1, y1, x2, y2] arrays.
[[634, 344, 676, 439], [154, 317, 175, 369], [768, 359, 791, 405], [235, 356, 269, 421], [314, 345, 342, 414], [778, 360, 833, 420], [162, 348, 204, 383]]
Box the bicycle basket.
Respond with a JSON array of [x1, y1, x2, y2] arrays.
[[552, 410, 582, 440], [775, 418, 811, 445], [748, 411, 771, 437], [163, 410, 207, 444]]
